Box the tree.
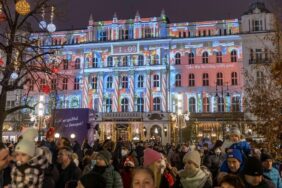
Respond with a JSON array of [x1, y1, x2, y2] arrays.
[[244, 1, 282, 154], [0, 0, 63, 140]]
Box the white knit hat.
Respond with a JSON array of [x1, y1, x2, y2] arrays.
[[15, 128, 38, 157], [183, 150, 201, 167], [15, 139, 36, 157], [229, 127, 241, 137]]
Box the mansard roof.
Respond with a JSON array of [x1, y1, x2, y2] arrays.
[[243, 2, 271, 15]]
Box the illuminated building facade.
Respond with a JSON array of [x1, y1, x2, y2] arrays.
[[14, 2, 273, 144]]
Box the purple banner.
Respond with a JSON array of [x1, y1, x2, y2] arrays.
[[54, 108, 89, 144]]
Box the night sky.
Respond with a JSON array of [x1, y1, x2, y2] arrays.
[[55, 0, 266, 30]]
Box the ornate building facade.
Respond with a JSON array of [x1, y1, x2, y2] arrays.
[[3, 2, 273, 144]]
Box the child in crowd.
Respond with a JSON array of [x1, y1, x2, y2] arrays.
[[132, 168, 156, 188], [228, 127, 251, 157], [219, 174, 245, 188], [11, 128, 49, 188]]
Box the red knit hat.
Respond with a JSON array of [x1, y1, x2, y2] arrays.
[[143, 148, 162, 167], [46, 127, 55, 139]]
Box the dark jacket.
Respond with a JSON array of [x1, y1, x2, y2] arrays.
[[93, 165, 123, 188], [243, 177, 276, 188], [56, 161, 81, 188], [43, 164, 59, 188]]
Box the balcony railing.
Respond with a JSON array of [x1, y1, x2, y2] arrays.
[[249, 59, 272, 64]]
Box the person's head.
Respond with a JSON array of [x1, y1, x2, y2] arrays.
[[14, 128, 38, 165], [243, 157, 263, 186], [56, 137, 71, 150], [57, 147, 73, 166], [0, 142, 10, 171], [76, 172, 106, 188], [229, 127, 241, 142], [121, 146, 130, 157], [143, 148, 163, 172], [46, 127, 55, 142], [226, 149, 242, 173], [220, 174, 245, 188], [261, 153, 273, 170], [183, 150, 201, 173], [96, 150, 112, 167], [132, 168, 156, 188]]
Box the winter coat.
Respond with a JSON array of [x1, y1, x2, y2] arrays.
[[263, 168, 282, 188], [93, 165, 123, 188], [43, 164, 59, 188], [56, 161, 81, 188], [229, 140, 251, 157], [243, 177, 275, 188], [120, 169, 133, 188], [174, 166, 212, 188], [11, 148, 49, 188]]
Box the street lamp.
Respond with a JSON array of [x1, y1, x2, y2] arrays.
[[70, 133, 76, 140], [54, 132, 60, 139], [38, 95, 45, 141]]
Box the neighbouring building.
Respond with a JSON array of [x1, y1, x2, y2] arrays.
[[2, 2, 274, 144]]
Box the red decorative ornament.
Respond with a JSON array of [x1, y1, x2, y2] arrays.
[[52, 67, 59, 73], [42, 85, 51, 94]]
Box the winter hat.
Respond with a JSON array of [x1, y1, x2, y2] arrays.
[[183, 150, 201, 167], [15, 128, 38, 157], [229, 127, 241, 137], [80, 172, 106, 188], [46, 127, 55, 139], [260, 153, 273, 162], [227, 149, 243, 163], [243, 157, 263, 176], [143, 148, 162, 167], [97, 150, 112, 166]]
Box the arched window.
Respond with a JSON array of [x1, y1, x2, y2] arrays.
[[106, 98, 112, 112], [202, 73, 209, 86], [231, 50, 237, 62], [107, 76, 113, 88], [189, 74, 195, 87], [122, 56, 128, 66], [137, 97, 144, 112], [216, 72, 223, 86], [153, 54, 159, 65], [91, 76, 97, 89], [203, 97, 210, 112], [217, 97, 224, 112], [122, 76, 128, 88], [175, 74, 181, 87], [189, 52, 194, 64], [138, 55, 144, 66], [138, 75, 144, 88], [74, 77, 80, 90], [121, 98, 129, 112], [189, 97, 196, 112], [216, 51, 222, 63], [231, 72, 238, 86], [107, 56, 113, 67], [153, 75, 160, 87], [92, 56, 98, 68], [175, 53, 181, 65], [75, 58, 80, 69], [232, 96, 240, 112], [202, 51, 209, 64], [153, 97, 161, 111]]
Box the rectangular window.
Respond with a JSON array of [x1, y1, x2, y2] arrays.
[[51, 79, 57, 90], [63, 78, 68, 90], [74, 78, 80, 90]]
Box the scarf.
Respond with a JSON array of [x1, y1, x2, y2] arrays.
[[179, 168, 208, 188]]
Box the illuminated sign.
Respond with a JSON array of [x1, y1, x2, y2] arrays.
[[112, 44, 138, 54]]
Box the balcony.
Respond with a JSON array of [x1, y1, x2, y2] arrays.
[[102, 112, 143, 121]]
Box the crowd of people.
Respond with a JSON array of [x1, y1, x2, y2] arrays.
[[0, 126, 281, 188]]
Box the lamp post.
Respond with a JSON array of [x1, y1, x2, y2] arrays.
[[38, 95, 45, 141], [215, 82, 230, 138]]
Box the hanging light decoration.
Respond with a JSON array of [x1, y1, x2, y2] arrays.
[[11, 50, 20, 80], [15, 0, 31, 16], [47, 6, 56, 32], [39, 6, 47, 30]]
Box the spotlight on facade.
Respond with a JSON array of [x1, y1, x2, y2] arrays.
[[54, 133, 60, 138]]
